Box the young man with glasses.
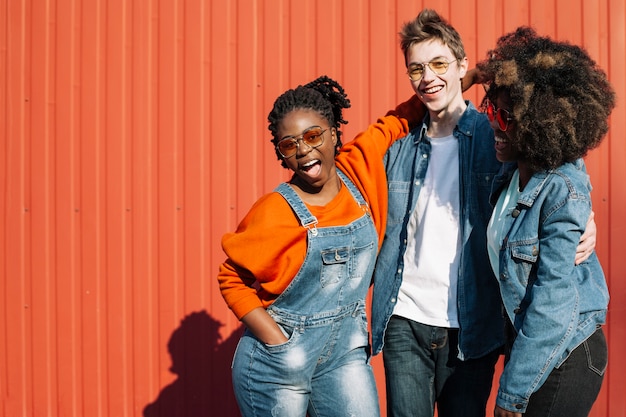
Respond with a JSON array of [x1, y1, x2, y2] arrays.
[[371, 9, 596, 417]]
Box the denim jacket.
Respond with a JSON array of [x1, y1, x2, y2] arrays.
[[490, 159, 609, 413], [371, 101, 505, 359]]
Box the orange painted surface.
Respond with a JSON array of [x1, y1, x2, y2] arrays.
[[1, 1, 625, 416]]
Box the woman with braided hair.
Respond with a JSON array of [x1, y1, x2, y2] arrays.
[[217, 75, 424, 416], [478, 27, 615, 417]]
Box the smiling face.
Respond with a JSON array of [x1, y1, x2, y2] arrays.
[[406, 39, 468, 119], [277, 108, 339, 195], [490, 90, 521, 163]]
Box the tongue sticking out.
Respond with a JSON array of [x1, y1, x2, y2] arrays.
[[301, 159, 322, 176], [304, 162, 322, 177]]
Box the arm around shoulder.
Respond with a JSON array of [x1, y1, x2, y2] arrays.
[[385, 94, 426, 130]]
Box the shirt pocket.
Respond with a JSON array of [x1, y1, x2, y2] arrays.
[[509, 239, 539, 287], [387, 181, 411, 225]]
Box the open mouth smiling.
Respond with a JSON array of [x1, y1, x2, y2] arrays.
[[423, 85, 443, 94], [300, 159, 321, 172]]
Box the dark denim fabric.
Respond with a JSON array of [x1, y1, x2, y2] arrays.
[[383, 316, 499, 417], [372, 102, 504, 360], [522, 327, 607, 417]]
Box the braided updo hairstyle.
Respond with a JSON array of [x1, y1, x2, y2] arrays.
[[268, 75, 351, 168], [477, 27, 616, 171]]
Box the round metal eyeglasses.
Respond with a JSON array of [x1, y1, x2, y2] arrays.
[[406, 59, 458, 81]]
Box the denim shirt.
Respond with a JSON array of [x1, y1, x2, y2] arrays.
[[371, 101, 505, 359], [490, 159, 609, 413]]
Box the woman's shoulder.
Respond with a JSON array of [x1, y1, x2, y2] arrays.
[[528, 161, 592, 208], [550, 160, 592, 192], [232, 189, 298, 232]]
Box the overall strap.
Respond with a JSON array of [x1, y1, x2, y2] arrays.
[[274, 169, 370, 233], [274, 182, 318, 232]]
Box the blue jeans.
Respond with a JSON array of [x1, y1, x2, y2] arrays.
[[383, 316, 499, 417], [522, 327, 607, 417], [232, 313, 380, 417]]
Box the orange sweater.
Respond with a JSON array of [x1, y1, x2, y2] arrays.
[[218, 100, 423, 319]]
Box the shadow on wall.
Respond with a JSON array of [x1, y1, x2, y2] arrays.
[[143, 310, 244, 417]]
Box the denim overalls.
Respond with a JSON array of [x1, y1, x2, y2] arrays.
[[232, 170, 381, 417]]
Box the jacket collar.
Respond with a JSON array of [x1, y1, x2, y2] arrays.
[[413, 100, 479, 143]]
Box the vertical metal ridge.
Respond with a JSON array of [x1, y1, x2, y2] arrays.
[[0, 1, 624, 416]]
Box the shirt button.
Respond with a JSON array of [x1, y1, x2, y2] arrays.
[[515, 404, 524, 410], [422, 153, 428, 159], [514, 308, 521, 314]]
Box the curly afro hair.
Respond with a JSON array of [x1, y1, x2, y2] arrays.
[[267, 76, 351, 168], [477, 27, 616, 171]]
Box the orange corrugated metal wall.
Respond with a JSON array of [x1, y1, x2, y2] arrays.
[[1, 0, 624, 416]]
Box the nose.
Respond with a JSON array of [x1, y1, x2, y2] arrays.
[[420, 64, 437, 82], [295, 138, 313, 156]]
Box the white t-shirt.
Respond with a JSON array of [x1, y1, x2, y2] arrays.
[[392, 134, 461, 328]]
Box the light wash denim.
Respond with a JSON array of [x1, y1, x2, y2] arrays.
[[490, 159, 609, 413], [231, 170, 381, 417], [372, 102, 504, 360]]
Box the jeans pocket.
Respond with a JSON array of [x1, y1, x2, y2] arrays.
[[585, 327, 608, 376], [264, 322, 298, 352]]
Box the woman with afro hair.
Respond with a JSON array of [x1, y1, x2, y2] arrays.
[[478, 27, 615, 417], [217, 75, 424, 416]]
